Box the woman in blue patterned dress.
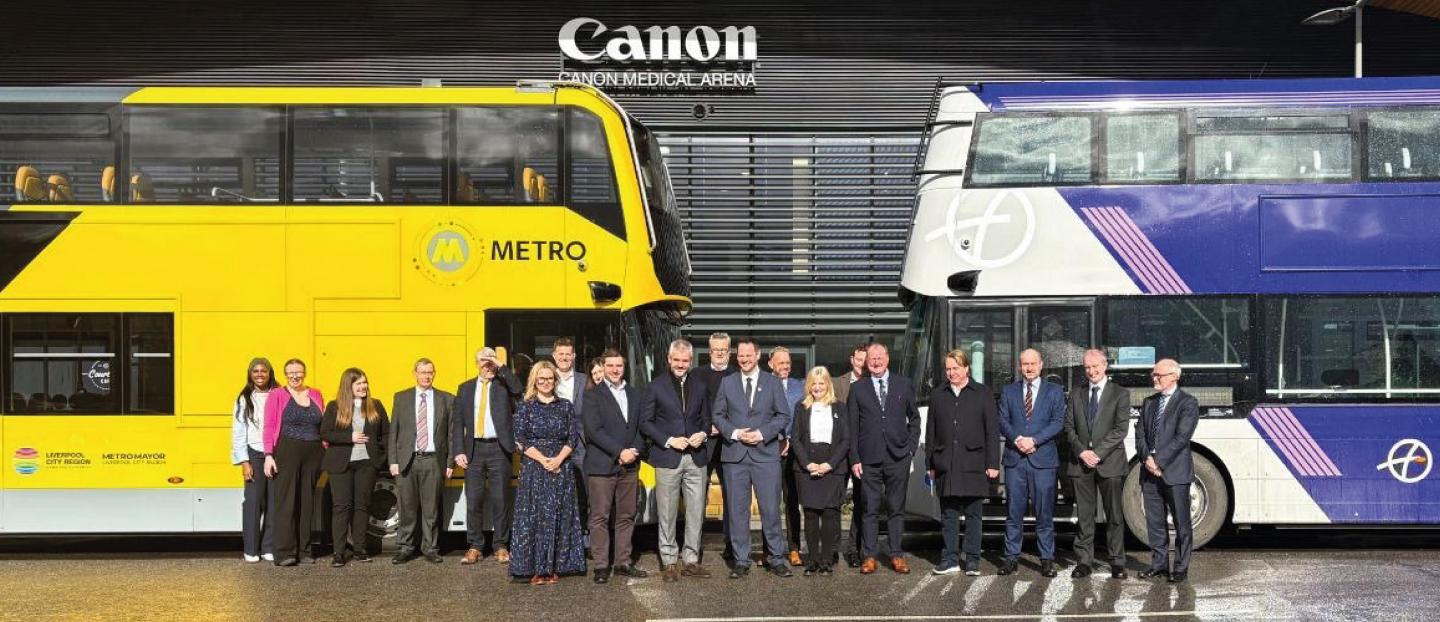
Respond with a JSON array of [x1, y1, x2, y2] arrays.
[[509, 360, 587, 585]]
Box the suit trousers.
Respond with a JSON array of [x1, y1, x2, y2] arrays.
[[940, 495, 984, 567], [803, 507, 840, 566], [587, 468, 639, 569], [1072, 468, 1126, 566], [242, 448, 275, 558], [395, 454, 444, 556], [860, 459, 910, 558], [711, 443, 733, 559], [844, 472, 865, 558], [328, 460, 377, 555], [1004, 460, 1057, 560], [782, 453, 802, 552], [465, 440, 513, 550], [272, 437, 323, 561], [655, 453, 707, 566], [1141, 473, 1192, 574], [723, 455, 786, 568]]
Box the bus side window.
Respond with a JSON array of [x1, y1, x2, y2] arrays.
[[1367, 109, 1440, 180], [456, 107, 559, 205], [568, 107, 625, 240], [128, 106, 282, 204], [0, 111, 114, 203], [293, 107, 444, 204]]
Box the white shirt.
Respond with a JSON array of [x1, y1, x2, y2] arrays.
[[730, 369, 764, 441], [414, 387, 436, 453], [711, 361, 730, 373], [556, 369, 576, 403], [1090, 378, 1108, 395], [245, 391, 269, 452], [350, 398, 370, 462], [809, 403, 834, 444], [871, 371, 891, 401], [607, 380, 629, 421], [475, 377, 496, 439], [948, 381, 968, 397]]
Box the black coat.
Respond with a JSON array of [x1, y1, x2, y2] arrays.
[[790, 399, 851, 509], [582, 383, 644, 476], [320, 399, 390, 473], [924, 381, 1000, 498]]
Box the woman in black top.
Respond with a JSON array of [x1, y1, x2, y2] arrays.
[[320, 367, 390, 567], [925, 349, 1000, 576], [265, 358, 327, 567], [790, 366, 850, 576]]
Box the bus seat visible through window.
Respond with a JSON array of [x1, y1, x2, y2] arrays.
[[455, 171, 476, 203], [522, 166, 538, 202], [15, 165, 45, 201], [536, 174, 550, 202], [130, 173, 153, 202], [46, 173, 73, 202], [101, 166, 116, 202]]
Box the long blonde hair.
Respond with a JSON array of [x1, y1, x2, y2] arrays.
[[525, 360, 559, 401], [336, 367, 379, 428], [800, 366, 837, 408]]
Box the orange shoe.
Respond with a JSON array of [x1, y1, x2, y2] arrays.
[[546, 574, 559, 585], [495, 548, 511, 563], [788, 550, 803, 566], [891, 556, 911, 574], [461, 548, 482, 565], [860, 557, 878, 574], [529, 575, 545, 586]]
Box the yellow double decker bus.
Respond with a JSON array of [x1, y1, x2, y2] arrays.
[[0, 82, 690, 534]]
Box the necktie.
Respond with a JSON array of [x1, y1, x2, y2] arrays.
[[678, 376, 687, 411], [416, 391, 429, 452], [745, 376, 754, 407], [476, 380, 489, 439], [878, 378, 888, 411], [1087, 386, 1100, 430], [1024, 382, 1034, 420], [1152, 393, 1169, 446]]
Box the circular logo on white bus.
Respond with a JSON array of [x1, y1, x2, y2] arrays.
[[923, 188, 1037, 269], [1376, 439, 1432, 484], [414, 221, 483, 286]]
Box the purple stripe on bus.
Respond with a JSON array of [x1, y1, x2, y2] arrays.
[[1252, 407, 1324, 477], [1101, 207, 1192, 294], [1090, 207, 1188, 294], [1262, 407, 1341, 477], [1275, 407, 1343, 476], [1080, 208, 1164, 293]]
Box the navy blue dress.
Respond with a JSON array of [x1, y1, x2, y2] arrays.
[[509, 397, 586, 577]]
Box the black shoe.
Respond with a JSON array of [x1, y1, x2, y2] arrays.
[[1040, 560, 1057, 578], [1110, 565, 1128, 579], [819, 564, 833, 576], [1071, 564, 1092, 578], [593, 568, 610, 584], [1139, 568, 1169, 580], [803, 562, 819, 576], [392, 551, 418, 565], [275, 557, 299, 567], [997, 559, 1018, 576], [613, 564, 648, 578], [352, 552, 371, 563], [964, 560, 981, 576], [729, 565, 750, 579], [844, 552, 861, 568], [768, 562, 794, 578], [423, 552, 443, 564], [299, 557, 317, 565], [1168, 571, 1188, 583], [331, 554, 347, 568]]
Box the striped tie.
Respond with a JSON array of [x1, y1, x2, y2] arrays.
[[1024, 382, 1034, 420], [416, 391, 430, 452]]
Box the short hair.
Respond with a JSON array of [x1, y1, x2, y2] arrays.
[[853, 343, 870, 355], [769, 346, 790, 357], [553, 337, 575, 350], [801, 366, 837, 407], [413, 357, 435, 372], [708, 332, 732, 346], [282, 358, 307, 372], [474, 347, 496, 360], [1158, 358, 1182, 377], [734, 336, 759, 352], [943, 349, 971, 369], [866, 342, 888, 354], [668, 339, 694, 356], [1082, 349, 1108, 364], [601, 348, 625, 363]]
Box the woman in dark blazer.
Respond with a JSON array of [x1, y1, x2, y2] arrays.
[[320, 367, 390, 567], [925, 349, 1000, 576], [790, 366, 850, 576]]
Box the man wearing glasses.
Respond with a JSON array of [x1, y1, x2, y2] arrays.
[[1136, 358, 1199, 583]]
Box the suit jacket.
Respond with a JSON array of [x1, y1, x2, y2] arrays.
[[451, 366, 522, 456], [389, 387, 456, 473], [790, 400, 850, 472], [1063, 380, 1132, 478], [1135, 388, 1199, 485], [320, 399, 390, 473], [832, 371, 862, 408], [925, 381, 1000, 498], [776, 376, 806, 436], [846, 372, 921, 465], [640, 372, 711, 469], [713, 371, 791, 464], [998, 379, 1066, 469], [697, 365, 737, 408], [582, 382, 644, 476], [564, 371, 588, 467]]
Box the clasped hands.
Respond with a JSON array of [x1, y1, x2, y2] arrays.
[[804, 462, 833, 477], [666, 432, 709, 450], [1145, 456, 1163, 477], [733, 428, 764, 446], [1014, 436, 1037, 454]]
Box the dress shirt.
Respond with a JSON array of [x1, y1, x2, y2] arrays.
[[730, 368, 764, 441], [415, 387, 436, 453], [556, 369, 575, 403], [607, 379, 629, 421], [475, 376, 496, 439], [871, 371, 891, 405], [809, 403, 834, 444]]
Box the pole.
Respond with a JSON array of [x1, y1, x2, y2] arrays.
[[1355, 4, 1363, 78]]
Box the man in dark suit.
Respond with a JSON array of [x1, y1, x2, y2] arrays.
[[388, 358, 455, 564], [1063, 349, 1131, 579], [552, 337, 589, 535], [831, 343, 868, 567], [998, 348, 1066, 578], [770, 346, 806, 567], [583, 348, 648, 584], [452, 347, 522, 565], [713, 337, 793, 579], [1136, 358, 1199, 583], [847, 342, 921, 575], [697, 332, 738, 561], [641, 338, 712, 582]]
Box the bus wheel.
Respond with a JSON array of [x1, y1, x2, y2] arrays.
[[365, 476, 401, 552], [1122, 452, 1229, 550]]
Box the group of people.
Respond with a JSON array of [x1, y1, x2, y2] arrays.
[[229, 333, 1199, 585]]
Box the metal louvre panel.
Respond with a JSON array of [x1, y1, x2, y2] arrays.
[[660, 131, 919, 335]]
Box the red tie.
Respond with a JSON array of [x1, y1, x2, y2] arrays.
[[1024, 383, 1034, 420]]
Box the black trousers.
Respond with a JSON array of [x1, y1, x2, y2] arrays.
[[1142, 474, 1192, 574], [939, 495, 983, 567], [844, 472, 865, 559], [328, 460, 378, 556], [803, 507, 840, 566], [465, 440, 513, 550], [242, 448, 274, 557], [272, 437, 323, 561], [782, 453, 802, 553], [1072, 469, 1126, 566], [860, 459, 909, 558]]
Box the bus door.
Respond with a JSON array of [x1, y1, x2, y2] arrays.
[[484, 310, 623, 384]]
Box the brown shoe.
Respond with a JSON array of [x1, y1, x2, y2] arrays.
[[662, 564, 680, 583], [495, 548, 511, 564], [860, 557, 878, 575], [529, 575, 546, 586], [681, 563, 712, 578], [460, 548, 482, 565], [890, 556, 911, 574], [788, 550, 803, 567]]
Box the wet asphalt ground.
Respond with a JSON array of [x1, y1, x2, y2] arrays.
[[2, 526, 1438, 622]]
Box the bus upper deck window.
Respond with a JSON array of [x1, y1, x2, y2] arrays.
[[567, 108, 624, 240], [292, 107, 445, 204], [456, 107, 559, 204], [969, 115, 1093, 187], [128, 106, 282, 204], [0, 112, 114, 204], [1367, 109, 1440, 180], [1105, 114, 1180, 183]]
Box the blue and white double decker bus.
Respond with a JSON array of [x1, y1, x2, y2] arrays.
[[897, 76, 1440, 548]]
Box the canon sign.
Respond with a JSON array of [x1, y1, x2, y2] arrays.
[[559, 18, 758, 63]]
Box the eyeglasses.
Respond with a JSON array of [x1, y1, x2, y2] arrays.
[[1150, 372, 1177, 378]]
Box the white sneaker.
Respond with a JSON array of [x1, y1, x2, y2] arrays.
[[261, 553, 274, 562], [932, 564, 961, 575], [244, 554, 261, 563]]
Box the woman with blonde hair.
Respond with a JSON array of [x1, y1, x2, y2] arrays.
[[790, 366, 851, 576], [320, 367, 390, 567], [508, 361, 586, 584]]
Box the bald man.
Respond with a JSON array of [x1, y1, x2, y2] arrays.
[[997, 349, 1066, 578]]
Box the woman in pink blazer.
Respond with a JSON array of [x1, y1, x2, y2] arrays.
[[263, 358, 326, 566]]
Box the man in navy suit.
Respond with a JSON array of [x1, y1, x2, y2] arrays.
[[641, 339, 713, 582], [1136, 358, 1199, 583], [713, 337, 793, 579], [451, 347, 522, 565], [583, 348, 648, 583], [848, 343, 921, 575], [998, 348, 1066, 577], [770, 346, 806, 566]]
